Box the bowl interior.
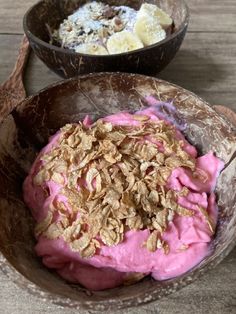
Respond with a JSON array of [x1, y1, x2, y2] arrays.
[[0, 73, 236, 311], [24, 0, 188, 48]]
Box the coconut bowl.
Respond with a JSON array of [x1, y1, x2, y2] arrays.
[[23, 0, 189, 78], [0, 73, 236, 311]]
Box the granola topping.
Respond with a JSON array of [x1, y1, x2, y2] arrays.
[[33, 116, 214, 258], [51, 2, 173, 55], [52, 2, 137, 51]]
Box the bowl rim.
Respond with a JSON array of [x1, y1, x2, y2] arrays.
[[1, 72, 236, 311], [23, 0, 190, 58]]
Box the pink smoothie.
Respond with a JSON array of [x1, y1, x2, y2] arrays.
[[23, 105, 224, 290]]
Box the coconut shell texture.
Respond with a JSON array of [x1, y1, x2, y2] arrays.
[[0, 73, 236, 311]]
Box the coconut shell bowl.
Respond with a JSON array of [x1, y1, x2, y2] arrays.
[[0, 72, 236, 311], [23, 0, 189, 78]]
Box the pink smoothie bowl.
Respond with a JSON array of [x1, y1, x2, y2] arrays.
[[0, 73, 236, 311]]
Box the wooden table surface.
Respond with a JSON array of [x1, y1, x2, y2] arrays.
[[0, 1, 236, 313]]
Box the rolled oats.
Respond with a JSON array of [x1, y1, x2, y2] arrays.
[[33, 116, 204, 257], [197, 206, 215, 234]]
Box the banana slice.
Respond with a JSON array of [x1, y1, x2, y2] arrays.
[[75, 43, 108, 55], [138, 3, 173, 29], [134, 15, 166, 46], [106, 30, 144, 54]]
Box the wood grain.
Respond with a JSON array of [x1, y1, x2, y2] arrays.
[[159, 32, 236, 110], [1, 32, 236, 111], [0, 0, 236, 34]]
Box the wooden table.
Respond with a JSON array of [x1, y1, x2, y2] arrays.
[[0, 1, 236, 313]]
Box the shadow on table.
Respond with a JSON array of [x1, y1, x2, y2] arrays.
[[158, 49, 228, 95], [24, 49, 229, 106]]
